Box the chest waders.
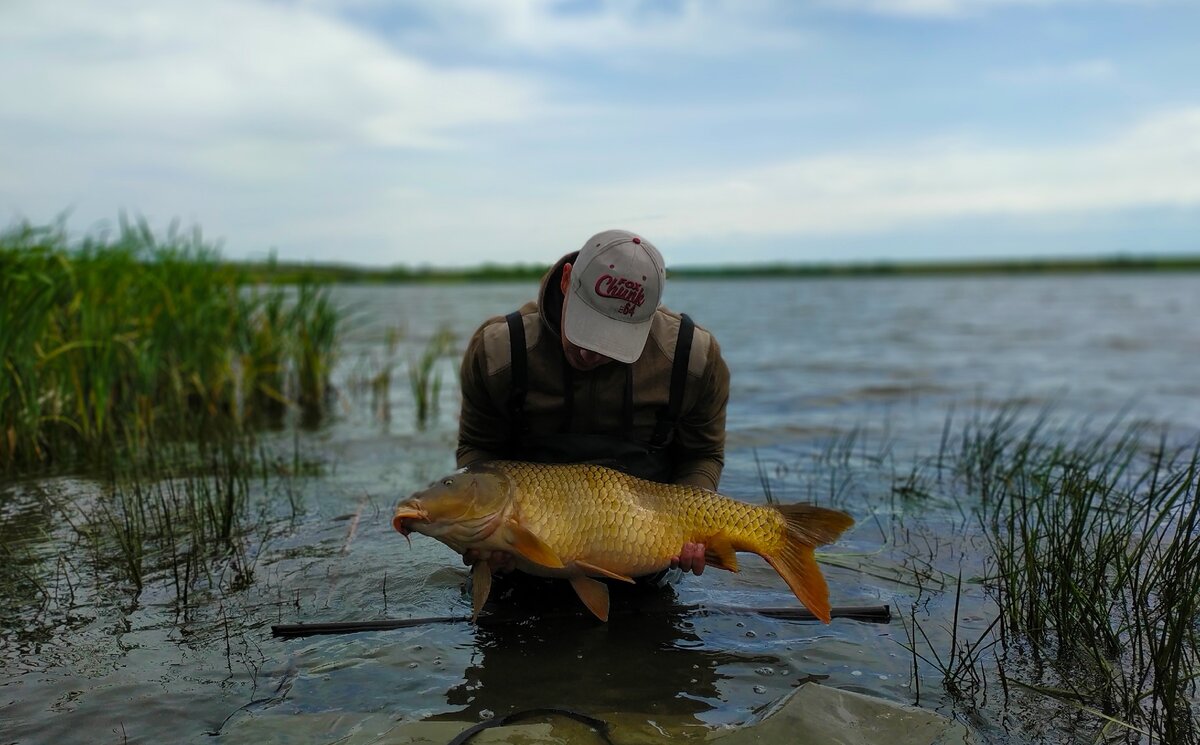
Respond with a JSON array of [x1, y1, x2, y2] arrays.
[[504, 311, 695, 484]]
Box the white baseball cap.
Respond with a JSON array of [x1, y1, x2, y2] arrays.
[[562, 229, 666, 364]]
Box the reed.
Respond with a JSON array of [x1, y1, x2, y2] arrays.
[[291, 280, 341, 418], [408, 327, 455, 429], [0, 217, 342, 473], [955, 414, 1200, 742], [345, 326, 403, 422]]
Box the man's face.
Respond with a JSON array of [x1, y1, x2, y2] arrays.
[[560, 324, 614, 371], [559, 261, 616, 371]]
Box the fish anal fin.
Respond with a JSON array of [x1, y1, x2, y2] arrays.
[[574, 560, 635, 584], [470, 562, 492, 622], [703, 535, 739, 572], [568, 575, 611, 621], [503, 521, 565, 569]]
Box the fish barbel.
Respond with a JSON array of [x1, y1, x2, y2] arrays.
[[392, 461, 854, 623]]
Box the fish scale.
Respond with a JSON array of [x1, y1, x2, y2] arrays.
[[502, 462, 787, 576]]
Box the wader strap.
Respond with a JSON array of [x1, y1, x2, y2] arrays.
[[505, 311, 527, 444], [448, 707, 615, 745], [650, 313, 694, 450], [506, 311, 649, 445], [622, 364, 633, 432]]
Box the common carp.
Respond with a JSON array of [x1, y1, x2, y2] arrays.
[[392, 461, 854, 623]]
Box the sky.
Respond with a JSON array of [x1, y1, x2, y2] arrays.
[[1, 0, 1198, 267]]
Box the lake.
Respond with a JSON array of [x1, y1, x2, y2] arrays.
[[2, 273, 1198, 743]]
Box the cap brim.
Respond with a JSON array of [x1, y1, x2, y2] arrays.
[[562, 292, 652, 364]]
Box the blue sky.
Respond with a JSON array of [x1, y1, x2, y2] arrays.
[[2, 0, 1198, 267]]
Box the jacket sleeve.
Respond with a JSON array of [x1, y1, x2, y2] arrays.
[[670, 336, 730, 491], [456, 324, 510, 468]]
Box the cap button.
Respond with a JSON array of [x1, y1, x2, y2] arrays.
[[632, 237, 641, 244]]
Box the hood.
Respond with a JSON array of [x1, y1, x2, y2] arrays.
[[536, 251, 578, 338]]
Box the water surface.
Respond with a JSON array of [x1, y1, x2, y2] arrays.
[[3, 273, 1198, 743]]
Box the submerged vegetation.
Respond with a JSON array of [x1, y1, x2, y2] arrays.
[[881, 410, 1200, 743], [85, 434, 293, 599], [758, 408, 1199, 742], [965, 414, 1200, 743], [0, 217, 336, 672], [0, 217, 341, 473]]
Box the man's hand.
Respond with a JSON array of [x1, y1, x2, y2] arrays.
[[671, 542, 707, 576], [463, 548, 516, 574]]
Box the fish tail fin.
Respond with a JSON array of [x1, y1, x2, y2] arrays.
[[763, 504, 854, 624]]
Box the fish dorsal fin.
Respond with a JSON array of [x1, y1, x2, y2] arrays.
[[574, 560, 636, 584], [470, 562, 492, 622], [704, 535, 739, 572], [503, 520, 566, 569], [568, 575, 611, 621]]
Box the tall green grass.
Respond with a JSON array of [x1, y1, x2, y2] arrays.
[[0, 218, 341, 473]]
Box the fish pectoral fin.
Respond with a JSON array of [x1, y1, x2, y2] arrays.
[[574, 560, 636, 584], [470, 562, 492, 622], [568, 575, 611, 622], [503, 521, 565, 569], [704, 535, 739, 572]]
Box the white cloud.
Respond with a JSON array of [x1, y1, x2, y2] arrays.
[[8, 97, 1199, 265], [309, 0, 807, 57], [267, 106, 1200, 264], [2, 0, 1196, 265], [0, 0, 541, 154], [823, 0, 1164, 18], [587, 108, 1200, 243], [0, 0, 548, 258], [989, 59, 1116, 85]]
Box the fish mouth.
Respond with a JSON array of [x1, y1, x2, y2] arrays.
[[392, 506, 427, 537]]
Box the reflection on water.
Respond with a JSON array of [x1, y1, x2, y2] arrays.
[[436, 581, 774, 723]]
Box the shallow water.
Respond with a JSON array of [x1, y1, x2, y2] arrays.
[[2, 273, 1198, 744]]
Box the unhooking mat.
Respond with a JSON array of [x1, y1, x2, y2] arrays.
[[219, 682, 973, 744]]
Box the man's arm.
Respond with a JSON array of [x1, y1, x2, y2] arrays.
[[456, 324, 511, 468], [670, 336, 730, 491], [457, 325, 520, 573]]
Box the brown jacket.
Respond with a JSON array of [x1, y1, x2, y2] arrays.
[[456, 254, 730, 490]]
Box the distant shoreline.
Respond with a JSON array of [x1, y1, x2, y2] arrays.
[[244, 254, 1200, 284]]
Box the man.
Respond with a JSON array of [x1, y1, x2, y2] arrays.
[[456, 229, 731, 579]]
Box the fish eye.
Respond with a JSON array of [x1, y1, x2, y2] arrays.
[[442, 478, 454, 486]]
